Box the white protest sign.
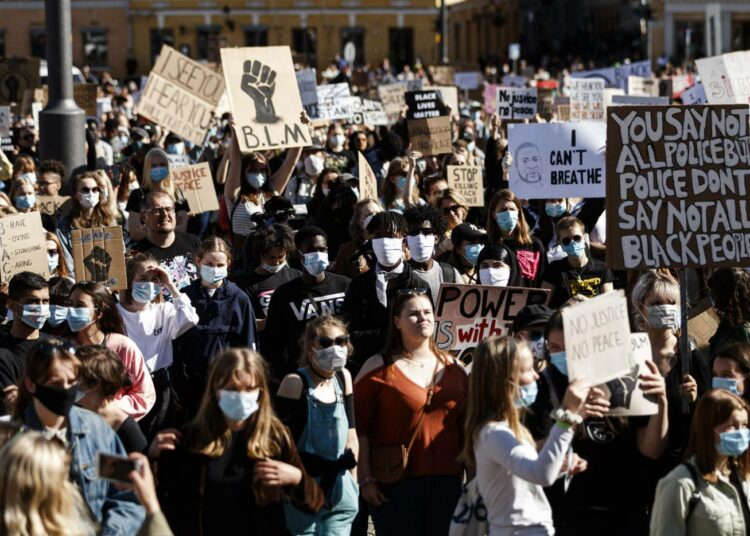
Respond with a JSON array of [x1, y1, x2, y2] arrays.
[[496, 87, 537, 119], [508, 121, 606, 199], [0, 106, 10, 138], [352, 98, 388, 126], [600, 333, 659, 416], [628, 76, 659, 97], [378, 83, 407, 124], [563, 290, 634, 385], [611, 95, 669, 106], [433, 86, 459, 115], [455, 71, 482, 90], [681, 83, 707, 105], [447, 165, 483, 207], [696, 51, 750, 104], [569, 78, 605, 122], [316, 83, 354, 120], [221, 46, 311, 152], [296, 68, 318, 117]]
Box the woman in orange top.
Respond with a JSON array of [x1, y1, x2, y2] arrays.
[[354, 288, 468, 535]]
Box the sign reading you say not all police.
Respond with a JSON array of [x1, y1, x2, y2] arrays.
[[222, 46, 311, 152], [606, 104, 750, 270]]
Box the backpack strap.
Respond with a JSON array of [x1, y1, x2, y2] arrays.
[[439, 261, 456, 283], [683, 462, 703, 522]]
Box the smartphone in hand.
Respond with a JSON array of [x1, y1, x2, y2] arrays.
[[96, 452, 142, 484]]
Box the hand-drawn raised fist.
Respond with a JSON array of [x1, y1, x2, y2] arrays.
[[83, 245, 112, 283], [606, 363, 640, 410], [241, 60, 278, 124]]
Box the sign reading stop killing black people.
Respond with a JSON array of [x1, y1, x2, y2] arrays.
[[606, 105, 750, 270]]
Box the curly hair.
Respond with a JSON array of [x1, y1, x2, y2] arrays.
[[708, 267, 750, 326], [403, 203, 447, 237]]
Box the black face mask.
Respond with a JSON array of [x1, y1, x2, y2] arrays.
[[33, 383, 78, 416]]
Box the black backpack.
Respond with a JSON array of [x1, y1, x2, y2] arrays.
[[683, 462, 703, 522]]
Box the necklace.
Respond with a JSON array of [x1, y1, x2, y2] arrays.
[[399, 354, 431, 368]]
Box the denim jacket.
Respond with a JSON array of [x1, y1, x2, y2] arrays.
[[23, 405, 145, 536]]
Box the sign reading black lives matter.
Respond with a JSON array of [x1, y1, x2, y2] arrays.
[[405, 90, 447, 120], [606, 105, 750, 270], [221, 46, 311, 152]]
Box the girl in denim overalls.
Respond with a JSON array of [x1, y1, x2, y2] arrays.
[[277, 315, 359, 535]]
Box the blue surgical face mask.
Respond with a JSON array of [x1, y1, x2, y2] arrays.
[[396, 175, 407, 191], [716, 429, 750, 457], [67, 307, 94, 333], [713, 377, 740, 395], [463, 243, 484, 265], [218, 389, 260, 421], [20, 304, 49, 330], [166, 142, 184, 155], [200, 264, 228, 285], [132, 282, 160, 303], [149, 166, 169, 182], [545, 202, 566, 218], [562, 240, 586, 258], [15, 194, 36, 209], [494, 210, 518, 233], [550, 351, 568, 376], [47, 305, 69, 327], [515, 381, 538, 408], [302, 251, 329, 277], [245, 172, 266, 189]]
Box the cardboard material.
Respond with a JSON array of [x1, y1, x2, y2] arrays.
[[138, 45, 224, 145], [601, 333, 659, 416], [170, 162, 219, 214], [434, 284, 550, 355], [447, 165, 483, 207], [71, 227, 127, 290], [37, 195, 72, 219], [431, 66, 455, 86], [0, 106, 10, 138], [562, 290, 634, 385], [0, 58, 41, 105], [405, 90, 447, 120], [74, 84, 98, 116], [507, 122, 606, 199], [569, 78, 604, 122], [407, 116, 452, 156], [605, 104, 750, 270], [358, 152, 379, 201], [496, 87, 537, 119], [221, 46, 311, 152], [378, 83, 407, 124], [0, 212, 49, 282], [688, 307, 721, 354], [433, 86, 459, 115]]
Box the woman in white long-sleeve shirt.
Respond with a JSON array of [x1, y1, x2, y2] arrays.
[[461, 336, 592, 536], [117, 252, 199, 439]]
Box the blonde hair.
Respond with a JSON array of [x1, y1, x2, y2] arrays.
[[299, 315, 353, 367], [461, 336, 534, 467], [187, 348, 292, 460], [0, 432, 92, 536], [197, 236, 233, 269], [142, 148, 185, 205], [8, 178, 39, 212], [631, 270, 680, 331]]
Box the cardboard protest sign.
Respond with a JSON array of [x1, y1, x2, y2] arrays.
[[433, 86, 459, 115], [170, 162, 219, 214], [0, 212, 48, 282], [71, 227, 127, 290], [689, 307, 721, 355], [483, 84, 499, 114], [681, 83, 707, 105], [295, 68, 318, 118], [358, 152, 379, 201], [315, 84, 357, 121], [221, 46, 311, 152], [352, 99, 388, 126], [137, 45, 224, 145], [455, 71, 482, 90], [611, 95, 669, 106], [628, 76, 659, 97], [0, 58, 40, 105], [407, 116, 452, 156], [434, 284, 550, 354], [431, 66, 455, 85], [447, 165, 483, 207], [600, 333, 659, 416], [562, 290, 634, 385], [555, 104, 570, 121], [37, 195, 72, 219], [167, 154, 190, 169], [74, 84, 98, 116], [405, 90, 447, 120], [696, 51, 750, 105], [569, 78, 604, 122], [606, 104, 750, 270], [508, 122, 606, 199], [537, 88, 555, 116], [496, 87, 537, 119], [378, 83, 407, 124], [0, 106, 9, 138]]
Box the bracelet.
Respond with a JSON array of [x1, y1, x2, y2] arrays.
[[550, 408, 583, 428], [359, 476, 376, 487]]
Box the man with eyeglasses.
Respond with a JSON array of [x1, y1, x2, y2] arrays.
[[541, 216, 614, 308], [133, 191, 201, 289]]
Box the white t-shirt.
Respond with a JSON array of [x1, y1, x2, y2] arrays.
[[227, 195, 264, 237]]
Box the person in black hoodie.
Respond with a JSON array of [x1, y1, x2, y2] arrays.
[[341, 211, 429, 372], [474, 243, 521, 287], [263, 226, 350, 386]]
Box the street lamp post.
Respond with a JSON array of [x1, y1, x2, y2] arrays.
[[440, 0, 449, 64], [40, 0, 86, 184]]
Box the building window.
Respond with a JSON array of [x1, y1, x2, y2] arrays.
[[674, 20, 705, 62], [0, 30, 5, 57], [244, 26, 268, 46], [150, 29, 175, 65], [30, 28, 46, 59], [196, 25, 222, 61], [82, 27, 108, 67], [389, 28, 414, 72], [340, 27, 364, 67], [292, 28, 317, 67], [453, 22, 461, 60]]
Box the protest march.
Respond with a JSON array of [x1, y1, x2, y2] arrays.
[[3, 8, 750, 536]]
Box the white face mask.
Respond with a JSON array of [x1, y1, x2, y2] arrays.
[[304, 154, 325, 176], [262, 262, 286, 274], [78, 191, 100, 209], [316, 345, 348, 372], [406, 234, 435, 263], [372, 237, 403, 267], [479, 266, 510, 287]]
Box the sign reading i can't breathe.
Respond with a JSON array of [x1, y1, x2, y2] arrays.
[[605, 104, 750, 270]]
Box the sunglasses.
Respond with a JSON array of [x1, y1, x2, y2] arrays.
[[397, 288, 428, 296], [408, 228, 435, 237], [560, 235, 584, 246], [47, 249, 58, 256], [36, 340, 76, 356], [441, 204, 461, 215], [318, 335, 349, 348], [80, 186, 100, 194]]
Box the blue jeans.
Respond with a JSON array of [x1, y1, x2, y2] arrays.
[[370, 475, 462, 536]]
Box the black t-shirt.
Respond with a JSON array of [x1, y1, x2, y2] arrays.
[[542, 257, 615, 308], [134, 232, 202, 289], [325, 150, 355, 173], [0, 330, 50, 415], [240, 266, 303, 320], [126, 188, 189, 214], [117, 416, 148, 454]]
